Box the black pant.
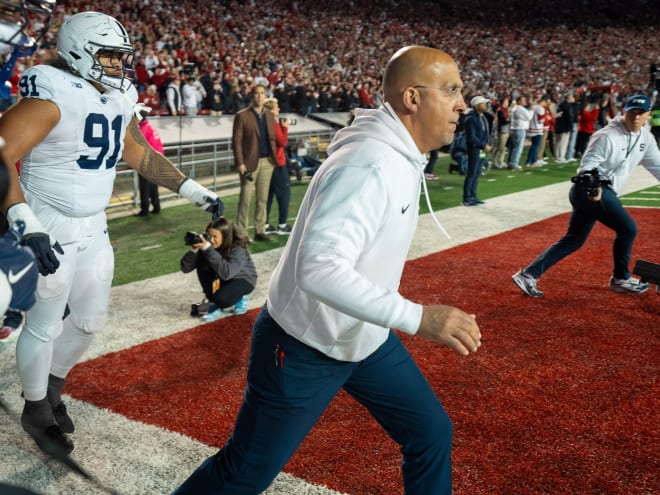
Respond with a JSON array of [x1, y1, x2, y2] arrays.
[[266, 165, 291, 226], [463, 148, 482, 202], [526, 185, 637, 280], [424, 149, 439, 174], [138, 175, 160, 213], [196, 268, 254, 309], [575, 131, 592, 158]]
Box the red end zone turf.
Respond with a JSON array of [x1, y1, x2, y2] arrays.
[[67, 208, 659, 495]]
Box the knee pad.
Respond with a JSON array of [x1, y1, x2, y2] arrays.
[[67, 311, 108, 336]]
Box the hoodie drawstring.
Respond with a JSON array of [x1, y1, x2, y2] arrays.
[[420, 171, 451, 239]]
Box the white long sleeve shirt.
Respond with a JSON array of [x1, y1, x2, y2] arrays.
[[578, 117, 660, 193], [510, 104, 533, 131], [267, 103, 427, 361]]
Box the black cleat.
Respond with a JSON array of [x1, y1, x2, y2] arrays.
[[22, 416, 74, 457], [52, 402, 74, 434]]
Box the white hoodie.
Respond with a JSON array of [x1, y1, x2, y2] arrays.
[[578, 116, 660, 194], [267, 104, 428, 362]]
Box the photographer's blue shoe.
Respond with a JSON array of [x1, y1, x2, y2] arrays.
[[201, 307, 225, 322], [233, 296, 249, 315]]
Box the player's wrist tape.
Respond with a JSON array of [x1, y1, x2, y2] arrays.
[[178, 178, 224, 219], [6, 202, 47, 236], [178, 178, 217, 206]]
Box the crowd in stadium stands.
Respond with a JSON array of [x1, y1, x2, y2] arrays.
[[13, 0, 660, 117]]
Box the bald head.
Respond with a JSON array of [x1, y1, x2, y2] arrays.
[[383, 46, 457, 103], [381, 46, 466, 153]]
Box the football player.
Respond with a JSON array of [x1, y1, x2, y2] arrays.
[[0, 11, 224, 458]]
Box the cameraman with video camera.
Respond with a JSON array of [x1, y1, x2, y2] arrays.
[[181, 218, 257, 320], [513, 94, 660, 297]]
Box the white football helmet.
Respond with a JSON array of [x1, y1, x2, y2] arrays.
[[57, 11, 135, 93], [0, 0, 54, 56]]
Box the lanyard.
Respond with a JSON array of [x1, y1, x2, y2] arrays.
[[625, 132, 641, 160]]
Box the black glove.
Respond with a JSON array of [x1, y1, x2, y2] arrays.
[[22, 233, 64, 276], [206, 197, 224, 221]]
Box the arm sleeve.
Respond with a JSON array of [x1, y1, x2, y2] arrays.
[[232, 114, 245, 167], [578, 132, 611, 173], [275, 123, 288, 147], [180, 250, 198, 273], [203, 247, 245, 281]]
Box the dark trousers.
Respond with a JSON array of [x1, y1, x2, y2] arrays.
[[575, 131, 593, 158], [424, 149, 439, 174], [138, 175, 160, 213], [196, 270, 253, 309], [266, 165, 291, 226], [173, 307, 453, 495], [463, 148, 482, 202], [525, 184, 637, 280], [525, 134, 542, 165]]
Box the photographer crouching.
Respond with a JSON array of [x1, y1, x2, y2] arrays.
[[181, 218, 257, 321], [513, 94, 660, 297]]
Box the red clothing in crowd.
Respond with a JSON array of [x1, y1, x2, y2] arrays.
[[138, 91, 163, 115], [577, 106, 599, 134], [273, 120, 288, 166]]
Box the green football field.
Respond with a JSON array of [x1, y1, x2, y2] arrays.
[[110, 153, 659, 286]]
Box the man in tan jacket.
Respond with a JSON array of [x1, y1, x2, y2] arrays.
[[232, 84, 277, 240]]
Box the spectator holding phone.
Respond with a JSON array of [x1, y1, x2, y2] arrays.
[[180, 217, 257, 320]]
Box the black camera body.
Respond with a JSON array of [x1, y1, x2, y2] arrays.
[[184, 231, 202, 246], [279, 117, 297, 126], [571, 168, 601, 197], [244, 173, 254, 182]]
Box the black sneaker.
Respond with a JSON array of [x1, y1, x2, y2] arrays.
[[190, 304, 200, 317], [52, 402, 74, 434], [264, 224, 277, 235], [276, 224, 292, 235]]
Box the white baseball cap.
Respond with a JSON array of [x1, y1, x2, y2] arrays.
[[470, 95, 490, 107]]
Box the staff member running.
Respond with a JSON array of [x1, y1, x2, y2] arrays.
[[513, 94, 660, 297]]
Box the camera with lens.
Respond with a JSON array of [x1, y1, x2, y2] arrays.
[[244, 172, 254, 182], [184, 231, 203, 246], [279, 117, 297, 126], [571, 168, 601, 197]]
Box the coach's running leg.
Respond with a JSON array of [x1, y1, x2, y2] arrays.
[[344, 331, 453, 495], [173, 307, 355, 494]]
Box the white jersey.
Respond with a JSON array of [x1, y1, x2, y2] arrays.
[[18, 65, 137, 218]]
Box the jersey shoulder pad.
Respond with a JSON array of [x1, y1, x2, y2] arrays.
[[19, 65, 79, 105]]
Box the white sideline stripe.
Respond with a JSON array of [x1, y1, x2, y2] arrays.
[[0, 166, 655, 495]]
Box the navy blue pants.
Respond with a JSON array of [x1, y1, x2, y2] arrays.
[[173, 307, 453, 494], [266, 165, 291, 226], [526, 184, 637, 280], [463, 148, 482, 202]]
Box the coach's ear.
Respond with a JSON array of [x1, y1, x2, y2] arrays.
[[401, 86, 420, 112]]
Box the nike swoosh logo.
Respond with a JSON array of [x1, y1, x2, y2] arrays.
[[401, 204, 411, 214], [7, 262, 35, 284]]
